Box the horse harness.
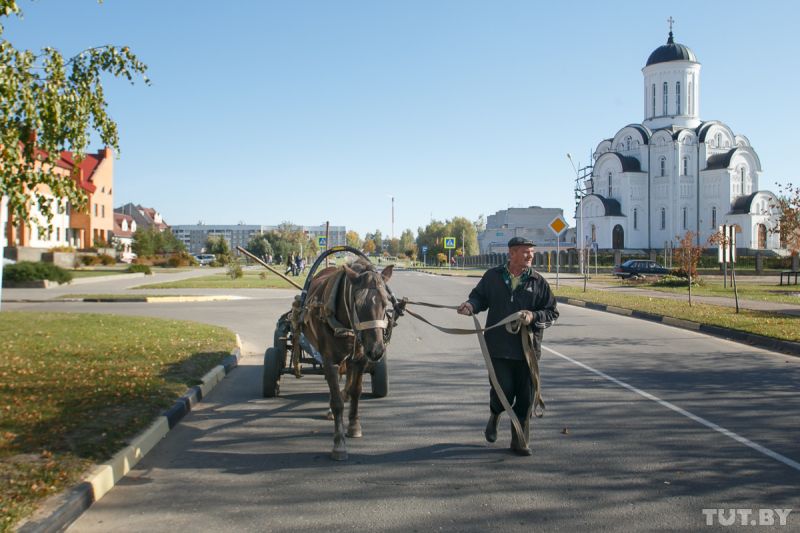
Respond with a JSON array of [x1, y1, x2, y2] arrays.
[[297, 266, 402, 366]]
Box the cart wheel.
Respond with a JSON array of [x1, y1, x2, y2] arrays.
[[263, 347, 281, 398], [274, 316, 290, 351], [370, 357, 388, 398]]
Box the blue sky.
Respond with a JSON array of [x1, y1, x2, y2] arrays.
[[4, 0, 798, 238]]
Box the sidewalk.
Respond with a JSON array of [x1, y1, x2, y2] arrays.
[[1, 267, 228, 302]]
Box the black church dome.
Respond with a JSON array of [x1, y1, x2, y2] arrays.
[[646, 32, 697, 66]]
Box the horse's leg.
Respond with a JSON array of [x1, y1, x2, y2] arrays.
[[323, 359, 347, 461], [328, 362, 349, 420], [346, 359, 366, 438]]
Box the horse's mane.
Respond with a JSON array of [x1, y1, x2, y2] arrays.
[[346, 258, 375, 274]]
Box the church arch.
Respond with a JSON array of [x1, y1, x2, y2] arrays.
[[757, 224, 767, 249], [612, 225, 624, 249]]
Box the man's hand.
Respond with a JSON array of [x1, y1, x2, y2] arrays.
[[457, 302, 474, 316], [519, 310, 534, 325]]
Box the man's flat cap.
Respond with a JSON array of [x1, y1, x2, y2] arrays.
[[508, 236, 535, 248]]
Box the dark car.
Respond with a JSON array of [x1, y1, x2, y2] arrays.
[[613, 259, 670, 279]]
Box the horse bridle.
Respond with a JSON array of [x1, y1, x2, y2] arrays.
[[342, 272, 391, 358]]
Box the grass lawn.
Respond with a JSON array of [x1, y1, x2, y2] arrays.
[[553, 285, 800, 343], [588, 275, 800, 305], [135, 270, 308, 290], [413, 267, 484, 277], [0, 312, 235, 531], [68, 269, 129, 278], [58, 294, 198, 301]]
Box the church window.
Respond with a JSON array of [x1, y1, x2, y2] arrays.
[[682, 207, 688, 229], [682, 157, 688, 176], [676, 81, 681, 115], [660, 208, 666, 230], [715, 133, 722, 147], [652, 84, 656, 117], [633, 208, 638, 230], [688, 81, 693, 114], [663, 82, 668, 115], [711, 207, 717, 229], [660, 157, 667, 177], [591, 225, 596, 242], [625, 136, 632, 151], [608, 172, 612, 198]]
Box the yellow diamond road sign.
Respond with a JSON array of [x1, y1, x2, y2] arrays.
[[549, 216, 568, 235]]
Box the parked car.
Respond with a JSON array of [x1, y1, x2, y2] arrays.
[[193, 254, 215, 266], [613, 260, 670, 279]]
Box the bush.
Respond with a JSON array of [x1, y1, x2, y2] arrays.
[[99, 253, 116, 266], [652, 274, 703, 287], [49, 246, 75, 253], [126, 264, 152, 275], [80, 255, 102, 266], [227, 260, 243, 279], [3, 262, 73, 284]]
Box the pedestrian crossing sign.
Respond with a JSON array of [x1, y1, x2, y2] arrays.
[[444, 237, 456, 249], [318, 236, 327, 247]]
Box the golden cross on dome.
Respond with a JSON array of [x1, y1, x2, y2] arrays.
[[667, 16, 675, 33]]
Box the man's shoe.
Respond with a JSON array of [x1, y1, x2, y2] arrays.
[[510, 421, 532, 456], [484, 413, 500, 443]]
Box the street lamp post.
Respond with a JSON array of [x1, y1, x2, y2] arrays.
[[568, 153, 590, 292]]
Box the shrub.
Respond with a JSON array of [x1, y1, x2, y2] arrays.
[[3, 261, 73, 284], [80, 255, 101, 266], [49, 246, 75, 253], [126, 264, 152, 275], [652, 274, 702, 287], [227, 260, 243, 279], [99, 253, 116, 266]]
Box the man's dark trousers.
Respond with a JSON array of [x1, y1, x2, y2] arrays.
[[489, 358, 532, 422]]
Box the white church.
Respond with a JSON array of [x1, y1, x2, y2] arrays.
[[577, 28, 782, 252]]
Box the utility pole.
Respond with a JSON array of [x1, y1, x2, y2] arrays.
[[568, 153, 593, 291]]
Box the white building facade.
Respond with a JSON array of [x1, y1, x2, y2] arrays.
[[577, 31, 781, 252]]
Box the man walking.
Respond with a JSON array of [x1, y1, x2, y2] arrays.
[[457, 237, 558, 455]]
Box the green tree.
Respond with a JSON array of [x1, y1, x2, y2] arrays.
[[399, 228, 417, 259], [370, 230, 383, 254], [0, 0, 149, 227], [205, 235, 230, 256], [448, 216, 479, 256], [385, 237, 401, 256], [131, 227, 155, 256], [246, 233, 273, 260], [131, 227, 184, 256]]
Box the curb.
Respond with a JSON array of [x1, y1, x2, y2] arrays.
[[16, 335, 244, 533], [556, 296, 800, 357], [2, 295, 245, 304]]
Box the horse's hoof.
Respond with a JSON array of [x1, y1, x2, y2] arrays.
[[346, 427, 362, 438], [331, 449, 348, 461]]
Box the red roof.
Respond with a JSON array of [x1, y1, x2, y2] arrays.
[[113, 213, 135, 238], [59, 151, 103, 193]]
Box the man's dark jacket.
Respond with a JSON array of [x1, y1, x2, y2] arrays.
[[466, 265, 559, 361]]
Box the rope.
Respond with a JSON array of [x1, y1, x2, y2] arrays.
[[402, 299, 546, 449]]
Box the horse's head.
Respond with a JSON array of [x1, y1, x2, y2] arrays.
[[343, 262, 394, 363]]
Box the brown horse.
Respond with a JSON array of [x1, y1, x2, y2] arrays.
[[300, 259, 394, 460]]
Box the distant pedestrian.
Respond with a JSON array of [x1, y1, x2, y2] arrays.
[[286, 253, 295, 275]]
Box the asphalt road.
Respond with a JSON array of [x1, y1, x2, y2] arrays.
[[6, 270, 800, 531]]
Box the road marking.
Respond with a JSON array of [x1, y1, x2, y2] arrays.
[[543, 345, 800, 473]]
